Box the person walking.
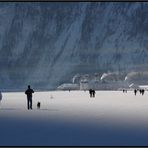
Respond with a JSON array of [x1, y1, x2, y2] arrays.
[[92, 90, 96, 97], [89, 89, 92, 98], [0, 91, 2, 105], [134, 89, 137, 96], [25, 85, 34, 110], [142, 89, 145, 95]]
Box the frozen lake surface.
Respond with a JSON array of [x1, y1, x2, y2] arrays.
[[0, 90, 148, 146]]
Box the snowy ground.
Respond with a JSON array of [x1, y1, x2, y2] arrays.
[[1, 90, 148, 146]]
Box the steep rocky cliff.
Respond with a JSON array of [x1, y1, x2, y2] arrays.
[[0, 2, 148, 90]]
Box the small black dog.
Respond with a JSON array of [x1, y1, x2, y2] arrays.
[[37, 102, 41, 109]]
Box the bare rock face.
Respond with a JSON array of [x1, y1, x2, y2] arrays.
[[0, 2, 148, 90]]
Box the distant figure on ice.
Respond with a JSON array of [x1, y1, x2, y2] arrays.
[[134, 89, 137, 96], [139, 89, 142, 94], [0, 91, 2, 105], [142, 89, 145, 95], [89, 89, 96, 98], [89, 89, 93, 97], [123, 89, 127, 93], [25, 85, 34, 110], [92, 90, 96, 97]]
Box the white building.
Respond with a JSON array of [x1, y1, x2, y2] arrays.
[[57, 83, 80, 90]]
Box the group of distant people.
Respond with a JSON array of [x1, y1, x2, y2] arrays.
[[123, 89, 127, 93], [1, 85, 97, 110], [134, 89, 145, 96], [1, 85, 148, 110], [122, 88, 146, 96], [89, 89, 96, 98]]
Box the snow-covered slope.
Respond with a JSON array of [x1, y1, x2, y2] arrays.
[[0, 2, 148, 90]]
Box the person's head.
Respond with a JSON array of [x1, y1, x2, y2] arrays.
[[28, 85, 30, 89]]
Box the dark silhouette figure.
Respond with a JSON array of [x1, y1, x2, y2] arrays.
[[142, 89, 145, 95], [25, 85, 34, 110], [0, 91, 2, 105], [92, 90, 96, 97], [89, 89, 93, 97], [89, 89, 96, 98], [123, 89, 127, 93], [37, 102, 41, 109], [139, 89, 142, 94], [134, 89, 137, 96], [139, 89, 144, 95]]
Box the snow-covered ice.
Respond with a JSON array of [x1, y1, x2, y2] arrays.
[[1, 90, 148, 146]]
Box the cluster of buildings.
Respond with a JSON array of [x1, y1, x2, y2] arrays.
[[57, 71, 148, 91]]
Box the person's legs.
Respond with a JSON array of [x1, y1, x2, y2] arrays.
[[27, 98, 29, 110], [30, 97, 32, 109]]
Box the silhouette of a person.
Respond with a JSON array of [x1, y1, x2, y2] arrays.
[[0, 91, 2, 105], [142, 89, 145, 95], [140, 89, 142, 94], [25, 85, 34, 110], [89, 89, 92, 97], [134, 89, 137, 96], [92, 90, 96, 97]]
